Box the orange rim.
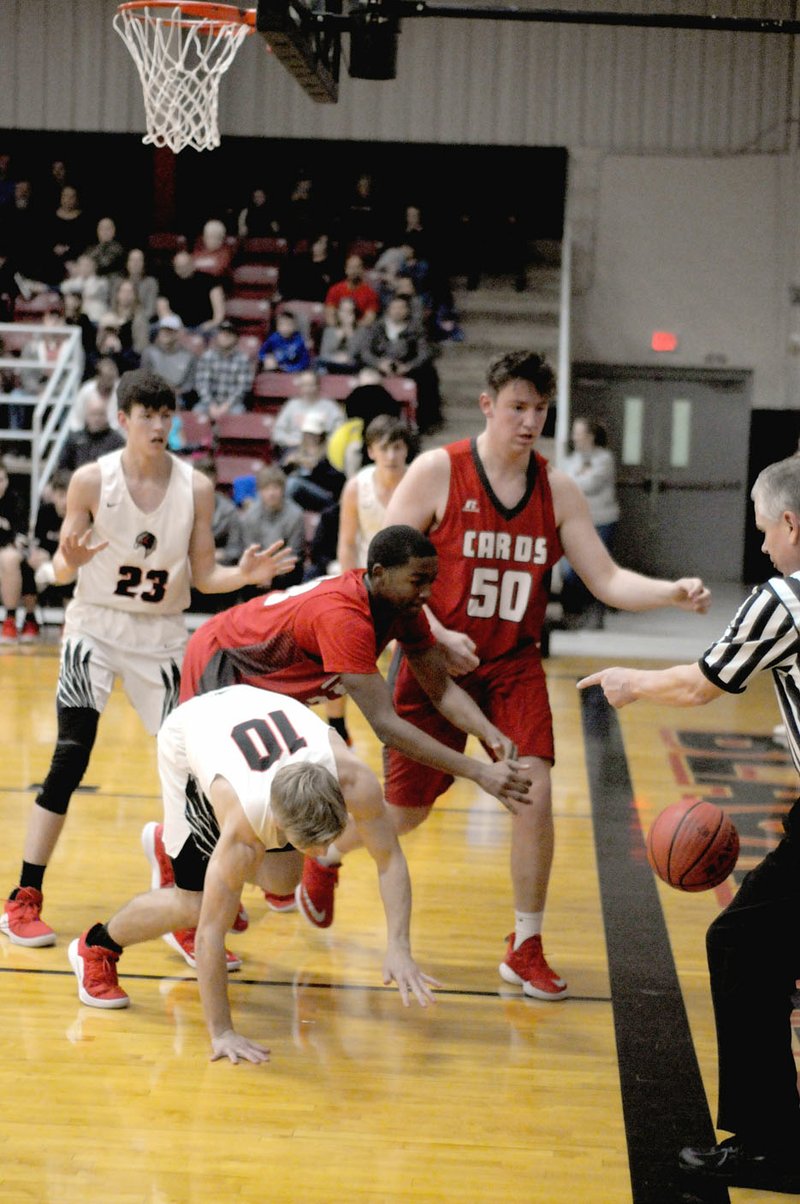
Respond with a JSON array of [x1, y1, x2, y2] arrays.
[[116, 1, 256, 30]]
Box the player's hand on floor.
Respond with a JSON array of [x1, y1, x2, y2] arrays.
[[383, 950, 442, 1007], [480, 759, 533, 814], [239, 540, 298, 586], [672, 577, 711, 613], [577, 668, 634, 708], [210, 1029, 271, 1065]]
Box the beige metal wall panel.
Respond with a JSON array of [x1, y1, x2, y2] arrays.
[[0, 0, 795, 155]]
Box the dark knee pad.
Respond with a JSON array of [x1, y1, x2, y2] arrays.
[[36, 706, 100, 815]]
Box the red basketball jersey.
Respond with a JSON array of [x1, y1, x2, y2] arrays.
[[428, 440, 562, 659], [192, 569, 434, 703]]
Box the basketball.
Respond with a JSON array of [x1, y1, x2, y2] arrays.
[[646, 799, 739, 892]]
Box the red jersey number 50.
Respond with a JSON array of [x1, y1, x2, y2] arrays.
[[466, 567, 531, 622]]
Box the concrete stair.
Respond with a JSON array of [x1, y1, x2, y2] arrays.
[[423, 263, 563, 450]]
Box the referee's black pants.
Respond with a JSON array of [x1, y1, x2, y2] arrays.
[[706, 797, 800, 1148]]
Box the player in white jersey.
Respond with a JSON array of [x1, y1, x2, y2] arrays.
[[1, 370, 297, 951], [67, 684, 439, 1064], [326, 416, 414, 746], [578, 455, 800, 1194]]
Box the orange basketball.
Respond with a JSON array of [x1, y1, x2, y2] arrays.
[[646, 799, 739, 892]]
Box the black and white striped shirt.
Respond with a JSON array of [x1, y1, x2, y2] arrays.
[[700, 574, 800, 774]]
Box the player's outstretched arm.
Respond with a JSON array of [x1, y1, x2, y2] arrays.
[[332, 737, 442, 1007], [189, 473, 296, 594], [552, 470, 711, 614], [197, 787, 270, 1064], [577, 663, 723, 709], [342, 672, 532, 811]]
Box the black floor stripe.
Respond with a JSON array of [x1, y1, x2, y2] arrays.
[[580, 685, 729, 1204]]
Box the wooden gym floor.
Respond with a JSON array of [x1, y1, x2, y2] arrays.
[[0, 633, 796, 1204]]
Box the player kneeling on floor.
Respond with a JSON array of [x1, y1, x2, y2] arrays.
[[69, 684, 440, 1064]]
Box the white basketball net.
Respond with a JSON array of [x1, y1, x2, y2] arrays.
[[113, 5, 251, 153]]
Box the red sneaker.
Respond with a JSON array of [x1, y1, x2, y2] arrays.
[[231, 903, 250, 932], [0, 615, 18, 644], [499, 933, 568, 1000], [162, 928, 242, 971], [264, 890, 298, 913], [19, 616, 40, 643], [141, 821, 175, 889], [68, 932, 129, 1009], [296, 858, 339, 929], [1, 887, 56, 947]]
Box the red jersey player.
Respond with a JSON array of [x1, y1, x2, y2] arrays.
[[308, 351, 711, 1000], [155, 524, 531, 964]]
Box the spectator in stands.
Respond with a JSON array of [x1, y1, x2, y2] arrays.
[[194, 319, 255, 421], [193, 218, 234, 279], [7, 179, 47, 283], [60, 253, 110, 324], [86, 217, 127, 278], [42, 158, 70, 213], [0, 154, 14, 209], [271, 368, 344, 456], [282, 170, 320, 247], [140, 315, 197, 407], [59, 395, 126, 471], [61, 292, 93, 374], [237, 187, 281, 239], [326, 366, 404, 479], [48, 185, 92, 282], [396, 203, 433, 263], [374, 242, 416, 310], [341, 171, 382, 243], [112, 247, 159, 322], [20, 304, 66, 401], [391, 272, 427, 330], [258, 309, 311, 374], [0, 249, 19, 322], [157, 250, 225, 332], [324, 255, 380, 328], [194, 456, 245, 566], [240, 465, 305, 590], [69, 357, 120, 432], [24, 468, 73, 634], [281, 413, 346, 513], [0, 456, 35, 643], [92, 310, 140, 377], [0, 369, 30, 432], [100, 278, 150, 359], [281, 232, 338, 303], [359, 294, 441, 434], [317, 296, 363, 375]]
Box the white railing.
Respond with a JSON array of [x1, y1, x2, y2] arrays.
[[555, 220, 572, 467], [0, 324, 83, 535]]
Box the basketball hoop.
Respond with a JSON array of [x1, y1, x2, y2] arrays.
[[114, 2, 256, 154]]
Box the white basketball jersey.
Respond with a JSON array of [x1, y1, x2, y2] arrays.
[[355, 465, 386, 568], [74, 449, 194, 616], [176, 686, 338, 848]]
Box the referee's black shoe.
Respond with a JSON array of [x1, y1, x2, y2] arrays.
[[679, 1136, 800, 1193]]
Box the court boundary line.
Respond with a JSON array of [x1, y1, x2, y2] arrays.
[[580, 684, 730, 1204]]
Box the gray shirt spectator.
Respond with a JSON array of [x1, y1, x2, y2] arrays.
[[240, 466, 305, 588], [271, 369, 344, 453], [140, 316, 197, 404]]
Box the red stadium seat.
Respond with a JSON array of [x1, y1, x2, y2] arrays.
[[214, 454, 267, 487], [316, 374, 417, 426], [176, 411, 213, 451], [240, 237, 289, 262], [231, 264, 279, 299], [215, 412, 274, 459], [13, 292, 63, 320], [224, 297, 272, 338], [252, 372, 296, 401]]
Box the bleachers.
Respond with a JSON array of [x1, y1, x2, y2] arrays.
[[231, 263, 280, 299]]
